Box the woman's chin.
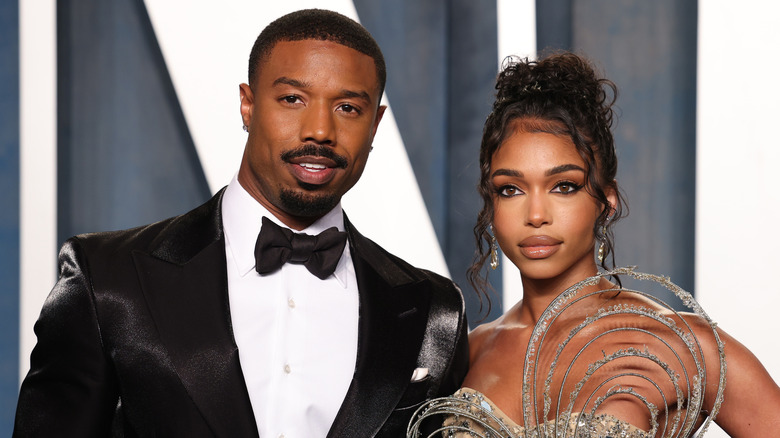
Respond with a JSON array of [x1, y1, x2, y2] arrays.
[[512, 257, 597, 285]]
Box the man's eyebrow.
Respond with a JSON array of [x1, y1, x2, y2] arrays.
[[272, 77, 309, 88], [272, 77, 373, 103], [545, 164, 585, 176], [340, 89, 372, 103], [491, 168, 522, 178]]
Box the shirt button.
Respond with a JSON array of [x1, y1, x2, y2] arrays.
[[284, 364, 291, 374], [288, 298, 295, 309]]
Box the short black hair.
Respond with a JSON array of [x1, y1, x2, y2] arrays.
[[248, 9, 386, 97]]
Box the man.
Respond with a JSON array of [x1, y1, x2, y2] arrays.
[[14, 9, 468, 437]]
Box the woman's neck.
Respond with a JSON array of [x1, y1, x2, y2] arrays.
[[517, 263, 601, 324]]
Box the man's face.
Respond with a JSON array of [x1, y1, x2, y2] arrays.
[[238, 39, 386, 229]]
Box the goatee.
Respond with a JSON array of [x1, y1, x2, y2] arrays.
[[279, 188, 340, 218]]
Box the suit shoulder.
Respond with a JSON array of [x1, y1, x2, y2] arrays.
[[67, 189, 224, 259], [69, 218, 173, 255], [417, 268, 460, 292], [348, 228, 464, 309], [348, 228, 457, 285]]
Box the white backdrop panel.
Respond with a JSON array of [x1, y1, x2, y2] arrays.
[[697, 1, 780, 435]]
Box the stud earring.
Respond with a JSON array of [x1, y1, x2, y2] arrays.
[[489, 226, 499, 270], [242, 125, 249, 132]]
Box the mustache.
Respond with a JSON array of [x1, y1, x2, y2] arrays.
[[280, 144, 348, 169]]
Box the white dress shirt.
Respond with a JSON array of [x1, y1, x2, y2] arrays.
[[222, 176, 359, 438]]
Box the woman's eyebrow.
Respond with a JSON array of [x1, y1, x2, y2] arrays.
[[491, 168, 522, 178], [545, 164, 585, 176]]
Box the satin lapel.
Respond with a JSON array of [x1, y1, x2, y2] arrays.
[[327, 221, 432, 438], [132, 190, 258, 437]]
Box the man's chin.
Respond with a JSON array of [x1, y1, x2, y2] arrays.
[[279, 188, 340, 218]]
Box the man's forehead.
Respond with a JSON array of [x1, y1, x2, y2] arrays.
[[266, 39, 371, 62], [258, 39, 375, 71], [259, 39, 381, 97]]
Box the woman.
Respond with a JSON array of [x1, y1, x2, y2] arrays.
[[409, 53, 780, 437]]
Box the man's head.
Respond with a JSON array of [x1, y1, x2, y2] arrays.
[[248, 9, 386, 100], [238, 10, 387, 230]]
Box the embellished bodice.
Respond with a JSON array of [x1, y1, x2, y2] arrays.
[[408, 268, 727, 438], [438, 387, 651, 438]]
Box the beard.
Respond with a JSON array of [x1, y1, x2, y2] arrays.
[[279, 187, 340, 218], [275, 144, 350, 218]]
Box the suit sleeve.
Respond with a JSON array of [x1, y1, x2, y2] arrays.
[[436, 297, 469, 398], [395, 279, 468, 438], [14, 238, 119, 437], [415, 274, 470, 399]]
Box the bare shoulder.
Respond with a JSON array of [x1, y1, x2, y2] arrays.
[[656, 311, 780, 435], [701, 324, 780, 435], [467, 315, 504, 362]]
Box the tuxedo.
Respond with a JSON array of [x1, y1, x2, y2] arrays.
[[14, 189, 469, 437]]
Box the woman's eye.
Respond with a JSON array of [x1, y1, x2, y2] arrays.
[[498, 186, 522, 197], [553, 182, 581, 194]]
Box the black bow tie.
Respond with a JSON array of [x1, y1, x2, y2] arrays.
[[254, 217, 348, 280]]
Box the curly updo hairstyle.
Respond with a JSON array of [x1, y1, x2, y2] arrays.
[[467, 52, 627, 302]]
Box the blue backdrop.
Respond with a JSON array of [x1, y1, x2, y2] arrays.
[[0, 0, 698, 433]]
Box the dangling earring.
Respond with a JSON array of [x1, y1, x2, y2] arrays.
[[597, 214, 612, 265], [597, 234, 606, 264], [489, 225, 499, 270]]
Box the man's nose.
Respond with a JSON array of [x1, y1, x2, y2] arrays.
[[300, 101, 335, 145]]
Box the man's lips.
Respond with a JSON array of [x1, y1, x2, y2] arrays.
[[519, 235, 562, 259], [281, 144, 348, 168], [281, 145, 348, 186], [287, 158, 338, 185], [289, 155, 338, 169]]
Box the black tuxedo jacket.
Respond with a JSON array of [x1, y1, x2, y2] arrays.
[[14, 190, 469, 437]]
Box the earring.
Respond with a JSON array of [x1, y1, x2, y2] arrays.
[[597, 214, 612, 265], [597, 237, 605, 264], [242, 125, 249, 132], [489, 226, 499, 270]]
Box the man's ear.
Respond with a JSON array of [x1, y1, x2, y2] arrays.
[[239, 83, 254, 128], [371, 104, 387, 138]]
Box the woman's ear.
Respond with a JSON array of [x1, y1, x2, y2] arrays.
[[605, 182, 618, 217]]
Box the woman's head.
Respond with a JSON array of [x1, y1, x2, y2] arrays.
[[468, 52, 626, 299]]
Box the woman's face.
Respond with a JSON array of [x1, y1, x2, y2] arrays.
[[490, 128, 613, 284]]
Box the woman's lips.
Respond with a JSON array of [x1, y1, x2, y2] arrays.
[[519, 235, 562, 259]]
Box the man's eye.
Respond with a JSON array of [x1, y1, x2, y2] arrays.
[[339, 104, 360, 114], [281, 96, 300, 104]]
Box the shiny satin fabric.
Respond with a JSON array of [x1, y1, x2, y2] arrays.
[[14, 189, 468, 437]]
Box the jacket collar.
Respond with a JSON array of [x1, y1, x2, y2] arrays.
[[327, 216, 434, 437], [140, 196, 433, 437], [136, 188, 259, 437], [149, 188, 225, 265]]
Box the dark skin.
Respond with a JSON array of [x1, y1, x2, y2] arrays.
[[464, 129, 780, 436], [238, 39, 386, 230]]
